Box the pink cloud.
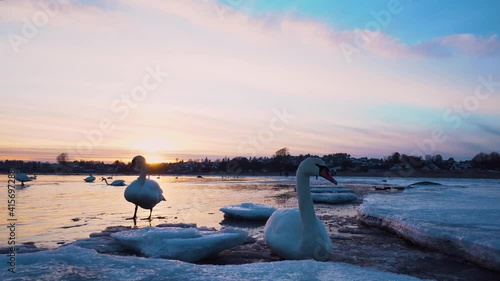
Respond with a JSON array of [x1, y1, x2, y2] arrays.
[[436, 34, 500, 56]]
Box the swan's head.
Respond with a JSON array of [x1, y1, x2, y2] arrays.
[[101, 177, 106, 181], [298, 157, 337, 185], [131, 155, 147, 170]]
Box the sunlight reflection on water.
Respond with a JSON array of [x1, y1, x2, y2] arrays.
[[0, 175, 297, 249]]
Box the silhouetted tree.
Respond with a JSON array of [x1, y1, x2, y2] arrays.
[[433, 154, 443, 168], [56, 153, 69, 164], [274, 147, 290, 157], [472, 152, 500, 170]]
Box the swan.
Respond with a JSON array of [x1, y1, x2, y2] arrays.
[[264, 157, 337, 261], [124, 155, 165, 221], [101, 177, 126, 186], [84, 174, 96, 183], [15, 172, 33, 186]]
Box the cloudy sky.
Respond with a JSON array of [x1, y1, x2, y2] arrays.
[[1, 0, 499, 163]]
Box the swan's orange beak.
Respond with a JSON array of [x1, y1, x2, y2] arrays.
[[320, 168, 337, 185]]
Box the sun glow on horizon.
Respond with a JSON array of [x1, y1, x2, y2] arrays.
[[128, 138, 174, 164]]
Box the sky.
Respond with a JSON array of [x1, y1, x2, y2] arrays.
[[1, 0, 499, 163]]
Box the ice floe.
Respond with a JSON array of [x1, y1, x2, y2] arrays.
[[1, 245, 426, 281], [111, 226, 248, 262], [312, 193, 358, 204], [310, 186, 355, 193], [220, 203, 277, 220], [358, 184, 500, 271]]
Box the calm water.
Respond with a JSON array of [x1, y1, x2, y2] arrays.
[[1, 175, 304, 249]]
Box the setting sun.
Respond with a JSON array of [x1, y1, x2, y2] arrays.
[[129, 138, 173, 163]]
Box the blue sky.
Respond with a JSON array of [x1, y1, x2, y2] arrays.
[[0, 0, 499, 162], [240, 0, 500, 43]]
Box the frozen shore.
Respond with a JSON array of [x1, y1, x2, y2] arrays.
[[2, 183, 499, 281]]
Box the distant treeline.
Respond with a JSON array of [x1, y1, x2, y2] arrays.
[[2, 148, 499, 175]]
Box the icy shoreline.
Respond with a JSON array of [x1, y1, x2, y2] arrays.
[[1, 245, 425, 281], [2, 181, 499, 280], [358, 184, 500, 272], [358, 213, 500, 272]]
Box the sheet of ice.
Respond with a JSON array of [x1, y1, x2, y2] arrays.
[[312, 193, 358, 204], [310, 186, 354, 193], [1, 245, 426, 281], [220, 203, 276, 220], [358, 184, 500, 271], [111, 226, 248, 262]]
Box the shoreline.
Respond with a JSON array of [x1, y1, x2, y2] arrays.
[[204, 184, 499, 280], [9, 183, 495, 281], [4, 171, 500, 179], [3, 183, 499, 280]]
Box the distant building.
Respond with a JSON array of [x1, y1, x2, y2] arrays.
[[450, 161, 472, 171]]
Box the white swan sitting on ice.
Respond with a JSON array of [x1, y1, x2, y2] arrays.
[[84, 174, 96, 183], [264, 157, 337, 261], [124, 155, 165, 221]]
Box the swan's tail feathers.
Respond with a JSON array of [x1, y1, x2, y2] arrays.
[[161, 195, 166, 201]]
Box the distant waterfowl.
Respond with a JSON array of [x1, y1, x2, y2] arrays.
[[101, 177, 126, 186], [124, 155, 165, 221], [264, 157, 337, 260], [84, 174, 96, 183], [15, 172, 33, 186]]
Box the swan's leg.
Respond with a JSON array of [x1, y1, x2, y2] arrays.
[[147, 209, 153, 221], [126, 205, 138, 221], [133, 205, 138, 220]]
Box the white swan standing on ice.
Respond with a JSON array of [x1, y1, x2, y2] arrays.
[[264, 157, 337, 261], [101, 177, 126, 186], [124, 155, 165, 221], [15, 172, 33, 186]]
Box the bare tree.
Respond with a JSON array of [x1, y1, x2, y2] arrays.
[[57, 153, 69, 164], [274, 147, 290, 158]]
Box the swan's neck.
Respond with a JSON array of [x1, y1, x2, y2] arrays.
[[138, 163, 147, 184], [103, 179, 108, 185], [296, 172, 316, 227]]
